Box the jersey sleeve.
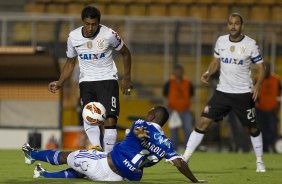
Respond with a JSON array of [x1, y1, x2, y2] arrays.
[[250, 42, 263, 64], [108, 29, 124, 51], [165, 143, 182, 162], [213, 38, 220, 58], [66, 35, 77, 58]]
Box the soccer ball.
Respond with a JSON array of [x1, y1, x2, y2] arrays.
[[82, 102, 106, 125]]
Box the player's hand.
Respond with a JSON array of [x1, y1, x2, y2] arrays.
[[134, 126, 150, 139], [48, 81, 62, 93], [197, 179, 208, 183], [121, 77, 132, 95], [201, 72, 210, 84]]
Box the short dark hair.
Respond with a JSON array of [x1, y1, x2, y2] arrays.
[[229, 12, 244, 25], [81, 6, 101, 22], [152, 106, 169, 127]]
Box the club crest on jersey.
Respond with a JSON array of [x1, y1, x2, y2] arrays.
[[230, 45, 235, 52], [97, 39, 105, 50], [87, 41, 93, 49], [238, 46, 246, 55]]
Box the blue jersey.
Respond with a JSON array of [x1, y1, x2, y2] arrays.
[[110, 119, 181, 181]]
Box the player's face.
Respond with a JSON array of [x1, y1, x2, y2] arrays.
[[82, 17, 99, 38], [227, 16, 242, 38]]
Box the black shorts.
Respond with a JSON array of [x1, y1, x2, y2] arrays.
[[202, 90, 258, 128], [79, 80, 120, 118]]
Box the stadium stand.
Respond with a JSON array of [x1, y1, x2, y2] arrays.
[[128, 3, 147, 16]]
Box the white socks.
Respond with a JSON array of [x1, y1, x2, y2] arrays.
[[183, 130, 205, 162], [103, 129, 117, 153], [250, 132, 263, 161], [84, 121, 101, 147]]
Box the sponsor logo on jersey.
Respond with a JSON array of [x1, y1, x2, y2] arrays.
[[79, 53, 105, 60], [87, 41, 93, 49], [123, 159, 137, 171], [221, 57, 243, 65]]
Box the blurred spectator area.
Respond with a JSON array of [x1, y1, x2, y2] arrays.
[[20, 0, 282, 22]]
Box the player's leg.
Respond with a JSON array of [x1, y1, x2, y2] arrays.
[[33, 164, 84, 179], [183, 91, 230, 162], [232, 92, 265, 172], [67, 149, 123, 181], [183, 116, 212, 162], [97, 80, 119, 153], [80, 82, 102, 149], [22, 143, 71, 165]]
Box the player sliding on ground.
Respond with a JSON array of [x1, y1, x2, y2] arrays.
[[22, 106, 206, 182]]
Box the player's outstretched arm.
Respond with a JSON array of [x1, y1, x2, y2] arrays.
[[171, 158, 207, 183], [48, 57, 76, 93]]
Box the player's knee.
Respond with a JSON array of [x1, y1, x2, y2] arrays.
[[60, 151, 72, 164], [195, 117, 212, 131], [104, 115, 117, 127], [249, 127, 260, 137]]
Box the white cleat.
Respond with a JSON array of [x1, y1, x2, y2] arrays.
[[22, 143, 35, 165], [256, 161, 266, 172], [33, 163, 45, 178]]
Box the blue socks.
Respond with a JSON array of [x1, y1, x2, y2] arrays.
[[31, 150, 61, 165], [42, 168, 83, 178]]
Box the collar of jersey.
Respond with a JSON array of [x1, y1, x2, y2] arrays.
[[228, 34, 245, 43], [150, 122, 164, 135]]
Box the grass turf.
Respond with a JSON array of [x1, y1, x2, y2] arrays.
[[0, 150, 281, 184]]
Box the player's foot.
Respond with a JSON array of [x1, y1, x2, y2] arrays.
[[256, 161, 266, 172], [88, 145, 103, 152], [22, 143, 35, 165], [33, 163, 45, 178]]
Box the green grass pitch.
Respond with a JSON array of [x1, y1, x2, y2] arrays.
[[0, 150, 281, 184]]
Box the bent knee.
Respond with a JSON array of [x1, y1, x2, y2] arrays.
[[195, 117, 212, 131]]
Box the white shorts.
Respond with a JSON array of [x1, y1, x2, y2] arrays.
[[67, 149, 123, 181]]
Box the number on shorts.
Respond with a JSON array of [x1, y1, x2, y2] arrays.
[[112, 96, 116, 108], [246, 108, 256, 120]]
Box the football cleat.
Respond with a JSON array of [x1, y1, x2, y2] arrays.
[[88, 145, 103, 152], [256, 161, 266, 172], [22, 143, 35, 165], [33, 163, 45, 178]]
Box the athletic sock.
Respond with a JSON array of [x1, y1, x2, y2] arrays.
[[250, 132, 263, 160], [183, 130, 205, 162], [42, 168, 83, 178], [31, 150, 61, 165], [103, 128, 117, 153], [84, 120, 101, 147]]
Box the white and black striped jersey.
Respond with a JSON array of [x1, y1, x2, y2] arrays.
[[66, 24, 124, 83], [214, 34, 264, 93]]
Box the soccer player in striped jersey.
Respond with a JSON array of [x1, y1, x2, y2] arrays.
[[48, 6, 132, 153], [183, 13, 266, 172], [22, 106, 206, 182]]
